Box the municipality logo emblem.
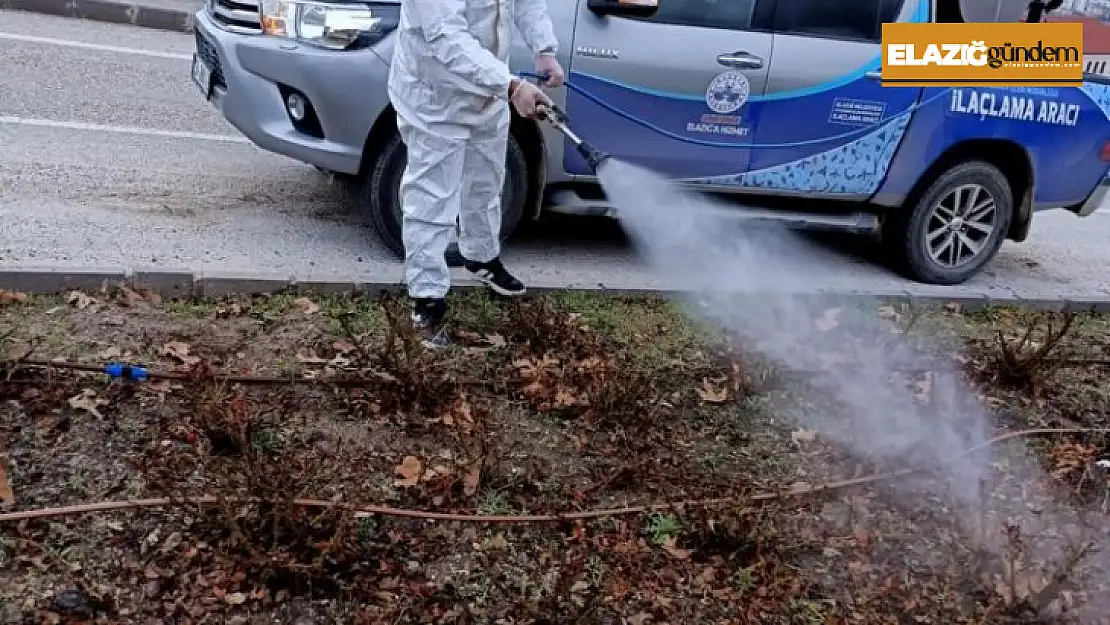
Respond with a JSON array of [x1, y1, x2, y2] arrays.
[[705, 71, 750, 115]]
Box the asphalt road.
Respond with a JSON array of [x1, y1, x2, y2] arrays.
[[1, 9, 1109, 299]]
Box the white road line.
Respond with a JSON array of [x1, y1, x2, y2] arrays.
[[0, 32, 192, 61], [0, 116, 251, 143]]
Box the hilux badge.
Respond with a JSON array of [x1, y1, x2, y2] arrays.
[[575, 46, 620, 59]]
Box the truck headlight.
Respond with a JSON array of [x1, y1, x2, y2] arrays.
[[260, 0, 400, 50]]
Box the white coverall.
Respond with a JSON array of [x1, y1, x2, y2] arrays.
[[388, 0, 559, 299]]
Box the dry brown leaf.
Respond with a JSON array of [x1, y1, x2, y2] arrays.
[[0, 290, 28, 306], [69, 389, 109, 419], [1051, 441, 1098, 478], [138, 288, 163, 305], [294, 297, 320, 315], [115, 286, 140, 307], [696, 379, 729, 404], [296, 349, 328, 365], [791, 428, 817, 445], [435, 397, 476, 431], [463, 463, 481, 496], [661, 536, 691, 560], [67, 291, 97, 310], [332, 340, 357, 354], [423, 464, 452, 482], [224, 592, 248, 605], [0, 455, 14, 506], [394, 456, 422, 488], [217, 302, 244, 317], [521, 381, 546, 397], [815, 307, 842, 332], [160, 341, 200, 366], [693, 567, 717, 587], [554, 387, 583, 408]]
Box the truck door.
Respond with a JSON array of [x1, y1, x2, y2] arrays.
[[740, 0, 928, 198], [563, 0, 775, 180]]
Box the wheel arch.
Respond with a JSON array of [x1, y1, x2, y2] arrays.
[[900, 139, 1035, 242], [358, 104, 399, 179], [509, 111, 547, 222]]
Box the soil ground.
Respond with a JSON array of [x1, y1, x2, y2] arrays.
[[1, 286, 1109, 624]]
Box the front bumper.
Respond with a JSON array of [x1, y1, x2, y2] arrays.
[[192, 10, 393, 175], [1071, 173, 1110, 218]]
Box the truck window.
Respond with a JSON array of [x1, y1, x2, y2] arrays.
[[936, 0, 962, 22], [939, 0, 1059, 23], [769, 0, 906, 42], [636, 0, 760, 31]]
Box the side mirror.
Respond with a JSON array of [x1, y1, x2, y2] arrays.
[[587, 0, 660, 19]]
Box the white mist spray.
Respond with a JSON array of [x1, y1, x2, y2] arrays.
[[597, 158, 1108, 621]]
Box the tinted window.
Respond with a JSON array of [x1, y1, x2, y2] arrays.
[[772, 0, 906, 41], [939, 0, 1070, 24], [641, 0, 758, 30]]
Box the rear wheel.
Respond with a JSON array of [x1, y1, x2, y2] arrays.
[[357, 129, 530, 266], [882, 160, 1013, 285]]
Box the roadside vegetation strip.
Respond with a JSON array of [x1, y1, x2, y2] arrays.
[[1, 427, 1105, 526], [1, 287, 1109, 622]]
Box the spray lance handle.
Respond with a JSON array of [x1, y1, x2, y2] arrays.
[[535, 102, 570, 128]]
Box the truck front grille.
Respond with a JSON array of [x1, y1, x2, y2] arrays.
[[210, 0, 262, 33], [195, 31, 227, 90]]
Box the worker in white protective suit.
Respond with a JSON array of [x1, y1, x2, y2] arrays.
[[388, 0, 564, 347]]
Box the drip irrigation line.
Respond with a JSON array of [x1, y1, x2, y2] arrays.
[[6, 358, 489, 388], [2, 428, 1106, 525], [7, 356, 1110, 392]]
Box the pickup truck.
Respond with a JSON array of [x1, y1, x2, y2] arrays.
[[190, 0, 1110, 285]]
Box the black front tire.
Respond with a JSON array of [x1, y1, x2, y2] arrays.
[[357, 129, 530, 265], [882, 160, 1014, 285]]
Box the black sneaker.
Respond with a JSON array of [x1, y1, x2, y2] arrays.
[[411, 297, 449, 348], [464, 256, 526, 296]]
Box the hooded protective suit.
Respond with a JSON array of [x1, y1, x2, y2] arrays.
[[388, 0, 559, 300]]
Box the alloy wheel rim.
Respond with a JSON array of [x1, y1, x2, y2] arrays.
[[924, 183, 997, 269]]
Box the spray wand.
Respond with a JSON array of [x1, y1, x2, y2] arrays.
[[535, 101, 611, 173], [522, 71, 611, 174]]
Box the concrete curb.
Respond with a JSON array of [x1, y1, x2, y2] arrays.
[[2, 0, 195, 33], [3, 265, 1110, 312]]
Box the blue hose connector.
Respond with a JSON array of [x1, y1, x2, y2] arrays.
[[104, 362, 149, 382]]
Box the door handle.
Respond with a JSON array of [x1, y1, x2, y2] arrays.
[[716, 51, 763, 69], [865, 70, 882, 81]]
